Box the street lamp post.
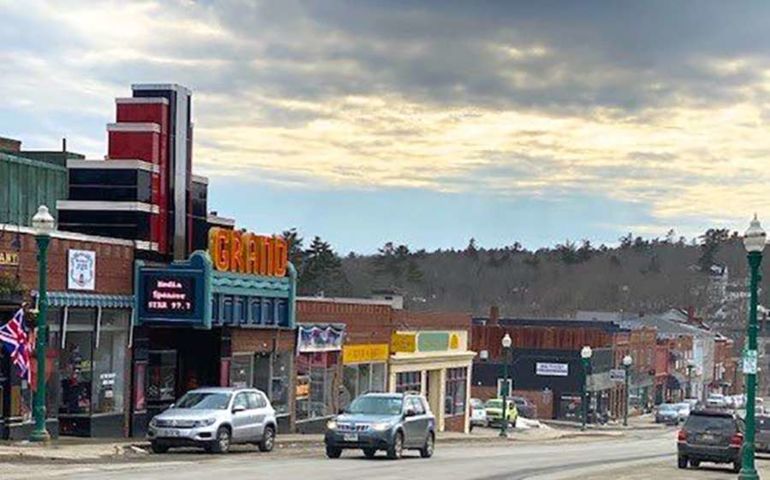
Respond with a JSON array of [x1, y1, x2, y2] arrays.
[[30, 205, 54, 442], [500, 333, 512, 438], [581, 346, 593, 431], [622, 355, 633, 427], [686, 360, 695, 400], [739, 214, 766, 480]]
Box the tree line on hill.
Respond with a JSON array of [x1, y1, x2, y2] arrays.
[[283, 227, 763, 325]]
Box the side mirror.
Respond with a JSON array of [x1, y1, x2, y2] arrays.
[[404, 408, 417, 418], [232, 405, 247, 414], [338, 408, 346, 415], [169, 403, 175, 409]]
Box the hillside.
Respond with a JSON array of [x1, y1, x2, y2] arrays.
[[289, 230, 762, 330]]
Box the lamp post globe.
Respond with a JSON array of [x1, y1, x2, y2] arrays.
[[30, 205, 54, 442], [739, 215, 765, 480], [499, 333, 513, 438], [581, 346, 593, 360], [622, 355, 633, 368]]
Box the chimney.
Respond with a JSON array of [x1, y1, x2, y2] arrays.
[[489, 305, 499, 326], [62, 137, 67, 152]]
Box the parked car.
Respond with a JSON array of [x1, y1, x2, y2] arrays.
[[655, 403, 680, 425], [148, 387, 277, 454], [324, 392, 436, 460], [511, 396, 537, 419], [676, 402, 691, 423], [677, 409, 744, 472], [756, 415, 770, 453], [469, 398, 487, 430], [707, 393, 727, 408], [485, 398, 518, 428]]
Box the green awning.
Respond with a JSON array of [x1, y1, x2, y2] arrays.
[[32, 291, 134, 309]]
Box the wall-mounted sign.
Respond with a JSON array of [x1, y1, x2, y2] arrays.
[[391, 332, 417, 353], [209, 227, 288, 277], [297, 324, 344, 353], [343, 343, 389, 364], [392, 331, 467, 354], [0, 251, 19, 266], [535, 362, 569, 377], [610, 369, 626, 383], [68, 250, 96, 291]]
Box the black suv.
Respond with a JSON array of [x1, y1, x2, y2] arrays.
[[324, 393, 435, 460], [677, 409, 744, 472]]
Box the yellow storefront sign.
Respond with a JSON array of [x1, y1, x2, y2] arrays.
[[343, 343, 389, 364], [391, 333, 417, 353]]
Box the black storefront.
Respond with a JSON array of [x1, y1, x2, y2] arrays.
[[473, 347, 614, 420]]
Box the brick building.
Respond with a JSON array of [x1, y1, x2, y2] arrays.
[[296, 297, 474, 433], [0, 225, 135, 439]]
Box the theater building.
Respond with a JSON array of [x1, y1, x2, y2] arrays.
[[0, 225, 135, 439], [132, 228, 297, 435]]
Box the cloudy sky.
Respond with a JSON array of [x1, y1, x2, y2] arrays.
[[2, 1, 770, 253]]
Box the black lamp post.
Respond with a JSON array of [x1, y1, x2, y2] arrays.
[[581, 346, 593, 431], [622, 355, 633, 427]]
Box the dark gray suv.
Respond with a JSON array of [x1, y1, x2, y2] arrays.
[[324, 393, 435, 460], [677, 409, 744, 472]]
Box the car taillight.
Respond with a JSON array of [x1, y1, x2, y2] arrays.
[[677, 429, 687, 443], [731, 432, 744, 447]]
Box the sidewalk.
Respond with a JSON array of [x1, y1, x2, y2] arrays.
[[543, 414, 665, 432], [0, 423, 621, 463]]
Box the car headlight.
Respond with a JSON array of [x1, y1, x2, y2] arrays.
[[193, 418, 217, 428], [149, 418, 158, 428], [327, 420, 337, 430], [371, 422, 391, 432]]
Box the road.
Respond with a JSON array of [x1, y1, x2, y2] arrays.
[[4, 429, 685, 480]]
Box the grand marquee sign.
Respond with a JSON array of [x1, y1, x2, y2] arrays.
[[209, 227, 288, 277]]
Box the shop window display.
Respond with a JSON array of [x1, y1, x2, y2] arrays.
[[60, 309, 95, 415], [444, 367, 467, 416], [230, 354, 253, 389], [342, 363, 387, 407], [396, 371, 422, 393], [92, 310, 128, 414], [147, 350, 177, 404], [296, 351, 339, 421]]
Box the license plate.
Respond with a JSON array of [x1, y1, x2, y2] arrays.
[[701, 434, 715, 442], [159, 429, 181, 437], [343, 433, 358, 442]]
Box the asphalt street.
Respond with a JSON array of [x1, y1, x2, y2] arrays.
[[4, 429, 681, 480]]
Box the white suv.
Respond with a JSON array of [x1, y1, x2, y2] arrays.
[[148, 387, 277, 454]]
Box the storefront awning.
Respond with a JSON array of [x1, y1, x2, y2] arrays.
[[32, 290, 134, 309]]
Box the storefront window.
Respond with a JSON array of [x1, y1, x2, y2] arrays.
[[342, 363, 387, 407], [296, 351, 338, 421], [445, 367, 467, 416], [396, 371, 422, 393], [92, 309, 127, 414], [271, 353, 291, 415], [230, 354, 253, 388], [147, 350, 177, 404], [60, 309, 95, 415]]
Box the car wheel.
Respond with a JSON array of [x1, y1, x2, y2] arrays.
[[469, 423, 474, 432], [211, 426, 231, 454], [512, 417, 517, 429], [326, 446, 342, 459], [690, 460, 700, 468], [733, 461, 742, 473], [363, 448, 377, 458], [677, 456, 688, 469], [259, 425, 275, 452], [420, 432, 435, 459], [387, 431, 404, 460], [150, 441, 169, 454]]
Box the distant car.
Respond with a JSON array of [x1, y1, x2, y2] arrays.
[[677, 409, 744, 472], [148, 387, 277, 454], [485, 398, 518, 428], [655, 403, 680, 425], [511, 396, 537, 419], [707, 394, 727, 408], [324, 392, 435, 460], [469, 398, 487, 430], [757, 415, 770, 453], [675, 403, 691, 423]]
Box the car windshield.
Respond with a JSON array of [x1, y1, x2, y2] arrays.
[[685, 414, 735, 432], [471, 399, 484, 409], [512, 398, 526, 405], [659, 404, 676, 412], [175, 392, 231, 410], [676, 404, 689, 411], [486, 399, 503, 409], [758, 417, 770, 430], [347, 396, 403, 415]]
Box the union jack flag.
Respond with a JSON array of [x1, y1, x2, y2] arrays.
[[0, 309, 31, 382]]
